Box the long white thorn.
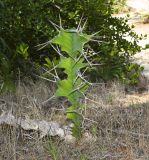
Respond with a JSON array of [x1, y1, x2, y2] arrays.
[[48, 20, 60, 31], [36, 40, 50, 47], [78, 73, 92, 85], [70, 82, 86, 94], [59, 14, 63, 29], [77, 14, 84, 31], [42, 68, 59, 80], [91, 30, 101, 37], [79, 18, 88, 32], [36, 41, 51, 50], [45, 64, 58, 74], [81, 52, 92, 67], [52, 61, 60, 80], [50, 43, 64, 57], [90, 39, 103, 43], [35, 74, 56, 83], [74, 53, 83, 67], [41, 95, 56, 105], [56, 45, 61, 54], [81, 67, 88, 76]]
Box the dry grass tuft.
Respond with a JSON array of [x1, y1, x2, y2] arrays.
[[0, 80, 149, 159]]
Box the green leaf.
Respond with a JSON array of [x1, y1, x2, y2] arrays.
[[51, 29, 91, 57], [16, 43, 29, 59], [58, 57, 87, 81]]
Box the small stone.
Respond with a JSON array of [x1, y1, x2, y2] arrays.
[[64, 135, 76, 144], [20, 118, 38, 130]]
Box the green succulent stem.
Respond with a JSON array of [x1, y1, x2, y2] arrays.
[[51, 28, 91, 138]]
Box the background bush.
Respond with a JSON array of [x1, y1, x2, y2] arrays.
[[112, 0, 128, 13], [0, 0, 143, 92]]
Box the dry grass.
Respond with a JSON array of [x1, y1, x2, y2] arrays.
[[0, 80, 149, 160]]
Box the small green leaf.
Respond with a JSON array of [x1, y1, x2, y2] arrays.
[[16, 43, 29, 59]]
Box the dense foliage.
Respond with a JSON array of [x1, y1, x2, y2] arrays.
[[112, 0, 127, 13], [0, 0, 143, 92]]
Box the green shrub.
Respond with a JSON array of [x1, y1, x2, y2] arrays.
[[112, 0, 128, 13], [0, 53, 15, 92], [0, 0, 143, 91]]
